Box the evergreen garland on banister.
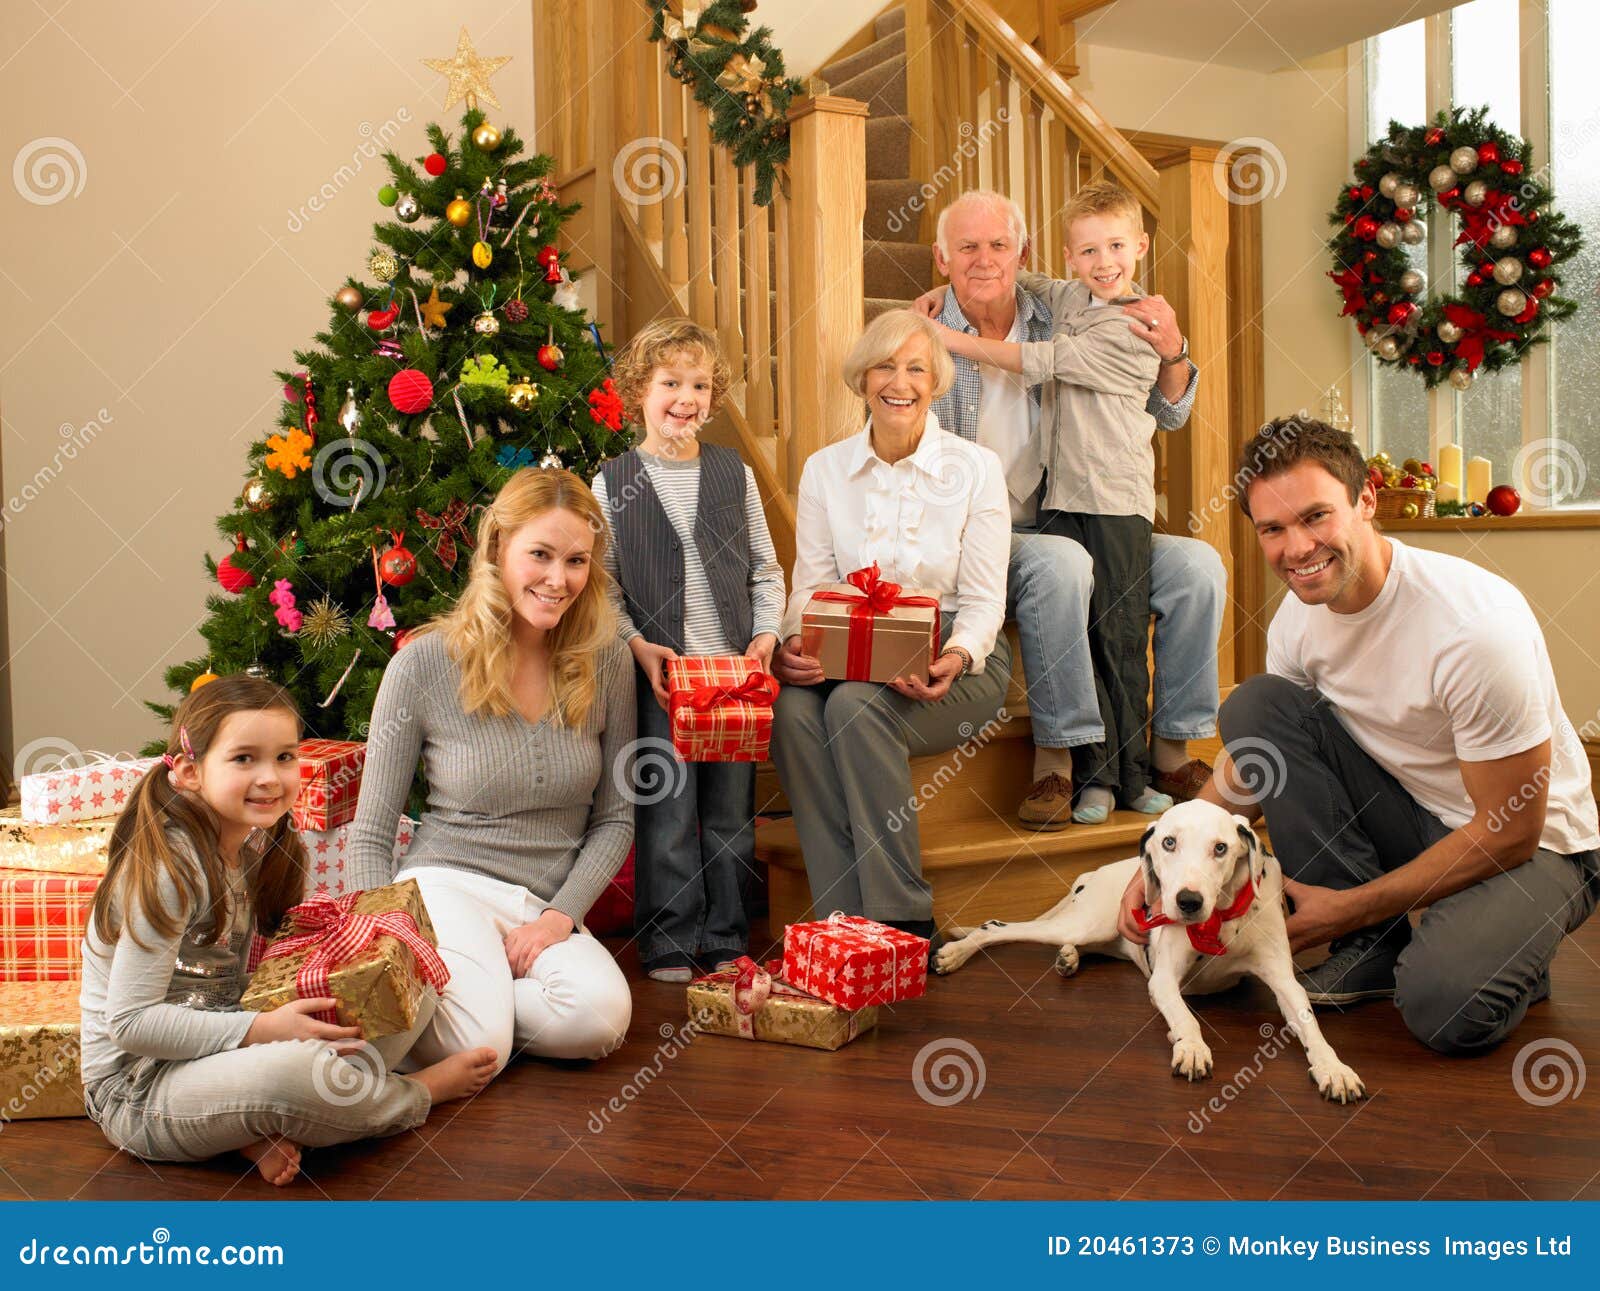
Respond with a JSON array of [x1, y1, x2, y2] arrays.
[[648, 0, 805, 206]]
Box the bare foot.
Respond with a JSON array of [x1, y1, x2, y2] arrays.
[[411, 1047, 499, 1105], [240, 1138, 301, 1186]]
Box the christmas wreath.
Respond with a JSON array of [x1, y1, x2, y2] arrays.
[[1328, 107, 1582, 388], [648, 0, 804, 206]]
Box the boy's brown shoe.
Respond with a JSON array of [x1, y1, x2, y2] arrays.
[[1152, 758, 1213, 802], [1017, 773, 1074, 832]]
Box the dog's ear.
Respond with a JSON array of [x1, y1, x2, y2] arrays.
[[1140, 824, 1159, 903], [1234, 817, 1265, 888]]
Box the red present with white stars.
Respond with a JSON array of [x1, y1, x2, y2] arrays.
[[781, 914, 928, 1010]]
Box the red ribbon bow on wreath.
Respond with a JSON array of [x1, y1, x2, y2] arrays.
[[414, 500, 476, 571], [1132, 879, 1257, 956], [260, 891, 451, 1022], [1328, 266, 1371, 318], [1448, 188, 1529, 251], [1440, 303, 1520, 373]]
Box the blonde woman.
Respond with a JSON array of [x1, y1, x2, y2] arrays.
[[346, 468, 635, 1074], [770, 311, 1012, 953]]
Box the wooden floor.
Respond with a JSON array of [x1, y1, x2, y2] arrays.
[[4, 915, 1598, 1202]]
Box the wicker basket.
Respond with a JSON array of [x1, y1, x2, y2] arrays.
[[1375, 487, 1436, 520]]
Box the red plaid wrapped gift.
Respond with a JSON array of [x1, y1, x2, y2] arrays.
[[291, 739, 366, 831], [664, 656, 779, 762], [21, 753, 159, 825], [299, 816, 417, 898], [0, 867, 101, 983], [781, 913, 928, 1010]]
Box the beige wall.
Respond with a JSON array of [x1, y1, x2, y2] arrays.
[[0, 4, 534, 758]]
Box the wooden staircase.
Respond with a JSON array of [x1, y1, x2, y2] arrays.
[[538, 0, 1241, 933]]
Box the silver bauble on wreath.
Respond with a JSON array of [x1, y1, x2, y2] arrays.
[[1492, 256, 1524, 285], [1379, 172, 1402, 198], [395, 193, 421, 223], [1437, 319, 1464, 344], [1392, 182, 1420, 208], [1463, 180, 1489, 207], [1429, 163, 1457, 191], [1489, 223, 1518, 249], [1450, 145, 1479, 174], [1496, 288, 1528, 317], [1376, 335, 1402, 360], [1398, 268, 1425, 294], [1375, 222, 1403, 249], [1448, 366, 1474, 390], [1401, 219, 1426, 245]]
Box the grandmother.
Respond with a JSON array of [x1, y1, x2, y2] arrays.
[[769, 310, 1012, 947]]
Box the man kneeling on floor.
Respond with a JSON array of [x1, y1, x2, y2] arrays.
[[1117, 415, 1600, 1055]]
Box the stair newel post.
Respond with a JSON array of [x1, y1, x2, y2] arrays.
[[780, 96, 868, 490], [1152, 144, 1236, 688], [904, 0, 938, 247]]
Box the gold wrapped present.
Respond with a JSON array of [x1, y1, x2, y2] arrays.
[[800, 564, 940, 684], [0, 980, 86, 1120], [239, 879, 449, 1041], [687, 958, 877, 1051], [0, 806, 113, 876]]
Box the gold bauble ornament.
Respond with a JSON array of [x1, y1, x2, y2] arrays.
[[336, 285, 363, 311], [1492, 256, 1524, 286], [369, 249, 399, 282], [1375, 222, 1402, 249], [473, 310, 501, 336], [240, 474, 271, 513], [472, 122, 502, 151], [190, 670, 219, 692], [1437, 319, 1464, 344], [1489, 223, 1518, 250], [1448, 366, 1475, 390], [1495, 287, 1527, 317], [472, 240, 493, 269], [445, 194, 473, 228], [1401, 501, 1420, 519], [508, 376, 538, 410]]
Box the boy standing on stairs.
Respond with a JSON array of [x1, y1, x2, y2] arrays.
[[593, 320, 786, 983], [916, 189, 1223, 829]]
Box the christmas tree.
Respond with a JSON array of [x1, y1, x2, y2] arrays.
[[146, 29, 627, 746]]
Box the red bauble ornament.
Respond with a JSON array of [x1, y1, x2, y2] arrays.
[[504, 298, 530, 324], [1501, 159, 1524, 176], [392, 628, 416, 651], [1367, 465, 1386, 491], [1425, 351, 1444, 367], [1393, 207, 1413, 223], [424, 152, 447, 176], [537, 342, 563, 371], [283, 372, 308, 403], [1400, 473, 1419, 487], [1407, 355, 1421, 365], [1514, 295, 1540, 325], [1466, 272, 1485, 286], [536, 244, 562, 285], [1353, 215, 1380, 240], [1360, 185, 1374, 200], [1425, 127, 1445, 145], [217, 536, 256, 593], [1479, 261, 1496, 277], [388, 368, 434, 414], [377, 533, 417, 587], [1347, 186, 1362, 201], [1478, 141, 1501, 165], [1486, 484, 1521, 517], [1528, 246, 1553, 268], [1532, 278, 1555, 299], [1387, 302, 1415, 325]]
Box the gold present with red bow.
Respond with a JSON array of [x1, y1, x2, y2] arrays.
[[665, 656, 779, 762], [0, 867, 101, 983], [687, 956, 877, 1051], [290, 738, 366, 831], [0, 980, 85, 1119], [781, 913, 929, 1010], [239, 878, 448, 1041], [801, 563, 940, 684], [0, 806, 113, 878]]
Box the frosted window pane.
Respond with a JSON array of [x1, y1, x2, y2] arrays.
[[1548, 0, 1600, 506]]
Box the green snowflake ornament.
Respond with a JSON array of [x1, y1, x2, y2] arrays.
[[461, 353, 511, 389]]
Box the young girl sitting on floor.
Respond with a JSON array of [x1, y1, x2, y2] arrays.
[[79, 674, 497, 1186]]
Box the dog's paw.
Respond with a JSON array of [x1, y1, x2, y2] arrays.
[[1053, 945, 1080, 977], [1310, 1059, 1366, 1104], [1170, 1037, 1213, 1082], [932, 939, 972, 976]]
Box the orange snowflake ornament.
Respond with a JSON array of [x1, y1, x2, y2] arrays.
[[265, 427, 314, 479]]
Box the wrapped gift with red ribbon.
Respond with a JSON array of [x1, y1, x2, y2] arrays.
[[290, 738, 366, 831], [801, 563, 941, 684], [240, 878, 448, 1040], [0, 867, 101, 983], [0, 806, 113, 878], [781, 912, 928, 1010], [665, 656, 779, 762], [687, 955, 878, 1050]]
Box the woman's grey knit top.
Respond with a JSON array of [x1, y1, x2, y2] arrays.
[[345, 631, 637, 923]]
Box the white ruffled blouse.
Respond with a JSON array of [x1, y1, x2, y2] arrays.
[[779, 411, 1010, 672]]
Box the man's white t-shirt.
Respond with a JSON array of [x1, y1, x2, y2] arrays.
[[1266, 537, 1599, 856], [975, 312, 1041, 526]]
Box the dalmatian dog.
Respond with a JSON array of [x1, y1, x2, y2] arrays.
[[934, 799, 1365, 1103]]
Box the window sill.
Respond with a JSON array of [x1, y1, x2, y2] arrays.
[[1381, 512, 1600, 532]]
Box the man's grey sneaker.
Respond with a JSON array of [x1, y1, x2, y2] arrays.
[[1296, 930, 1403, 1006]]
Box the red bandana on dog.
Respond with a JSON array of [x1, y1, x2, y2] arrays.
[[1134, 879, 1257, 955]]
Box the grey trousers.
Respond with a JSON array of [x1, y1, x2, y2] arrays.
[[85, 995, 436, 1163], [1221, 674, 1600, 1055], [770, 629, 1013, 923]]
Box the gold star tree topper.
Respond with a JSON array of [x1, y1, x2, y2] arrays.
[[423, 27, 512, 111]]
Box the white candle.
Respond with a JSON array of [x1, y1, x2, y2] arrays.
[[1437, 481, 1461, 505], [1466, 456, 1492, 506], [1437, 442, 1463, 498]]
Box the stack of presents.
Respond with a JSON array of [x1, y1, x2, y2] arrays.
[[1, 564, 946, 1124]]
